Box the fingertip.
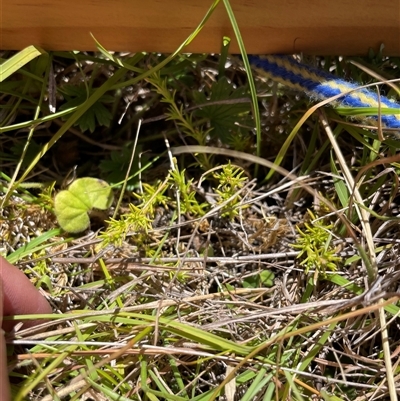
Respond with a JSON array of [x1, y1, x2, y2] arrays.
[[0, 256, 52, 332], [0, 328, 11, 400]]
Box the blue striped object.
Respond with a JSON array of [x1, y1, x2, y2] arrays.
[[249, 55, 400, 129]]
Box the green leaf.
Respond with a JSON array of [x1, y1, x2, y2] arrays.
[[54, 178, 113, 233], [59, 85, 113, 133], [77, 101, 112, 133], [259, 270, 275, 287], [37, 274, 54, 295], [243, 270, 275, 288], [0, 45, 46, 82], [193, 77, 251, 142], [99, 144, 145, 188]]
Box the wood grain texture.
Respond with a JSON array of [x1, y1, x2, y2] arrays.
[[1, 0, 399, 55]]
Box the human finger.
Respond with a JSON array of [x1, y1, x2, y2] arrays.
[[0, 278, 11, 401], [0, 256, 52, 332]]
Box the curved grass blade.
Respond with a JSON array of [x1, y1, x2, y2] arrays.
[[6, 228, 63, 264], [0, 45, 46, 82], [222, 0, 261, 163]]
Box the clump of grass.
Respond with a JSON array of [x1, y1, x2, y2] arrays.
[[1, 4, 400, 400]]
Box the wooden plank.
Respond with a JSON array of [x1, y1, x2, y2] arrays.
[[0, 0, 399, 55]]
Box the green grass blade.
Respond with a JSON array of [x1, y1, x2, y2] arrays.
[[0, 107, 79, 133], [241, 366, 273, 401], [320, 390, 346, 401], [218, 36, 231, 78], [265, 114, 305, 180], [6, 228, 63, 264], [111, 0, 222, 91], [85, 377, 133, 401], [2, 53, 51, 207], [330, 151, 350, 209], [297, 322, 335, 373], [222, 0, 261, 162], [148, 369, 189, 400], [15, 351, 70, 401], [15, 67, 127, 187], [169, 357, 188, 397], [91, 34, 144, 73], [0, 45, 46, 82], [283, 370, 305, 401], [336, 107, 400, 116], [262, 382, 276, 401], [327, 273, 400, 315]]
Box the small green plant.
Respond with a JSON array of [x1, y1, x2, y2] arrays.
[[99, 144, 146, 189], [100, 178, 170, 248], [133, 181, 171, 217], [192, 76, 252, 146], [213, 162, 248, 219], [54, 177, 113, 233], [100, 203, 154, 248], [291, 209, 341, 278], [59, 84, 114, 133], [147, 73, 210, 145], [242, 270, 275, 288], [168, 166, 208, 217], [146, 72, 214, 170], [101, 165, 208, 252]]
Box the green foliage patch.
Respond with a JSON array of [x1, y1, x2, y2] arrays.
[[54, 177, 113, 233], [1, 6, 400, 400]]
